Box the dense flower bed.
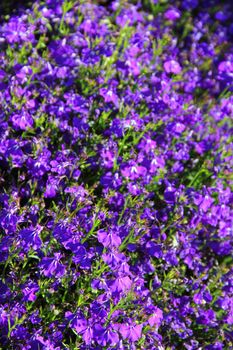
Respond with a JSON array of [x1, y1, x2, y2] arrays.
[[0, 0, 232, 349]]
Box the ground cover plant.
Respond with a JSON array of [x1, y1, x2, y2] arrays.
[[0, 0, 232, 349]]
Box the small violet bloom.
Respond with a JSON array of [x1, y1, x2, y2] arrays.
[[119, 323, 143, 342], [164, 8, 181, 21], [148, 307, 163, 328], [97, 229, 121, 248], [111, 274, 132, 293], [40, 253, 65, 278], [100, 88, 119, 108], [164, 60, 182, 74], [11, 113, 34, 130]]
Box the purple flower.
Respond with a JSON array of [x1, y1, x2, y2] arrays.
[[102, 250, 125, 268], [182, 0, 198, 10], [109, 192, 125, 210], [95, 325, 119, 346], [164, 60, 182, 74], [148, 307, 163, 328], [208, 241, 232, 256], [205, 342, 224, 350], [72, 245, 92, 269], [111, 274, 132, 293], [30, 334, 60, 350], [218, 61, 233, 74], [16, 66, 33, 83], [4, 19, 27, 43], [119, 323, 143, 342], [65, 185, 88, 201], [100, 88, 119, 108], [149, 156, 165, 173], [100, 149, 115, 169], [0, 206, 19, 234], [194, 193, 214, 212], [44, 183, 57, 198], [121, 162, 147, 180], [197, 309, 216, 326], [19, 225, 42, 251], [165, 251, 179, 266], [164, 8, 181, 21], [127, 182, 142, 195], [22, 282, 39, 302], [0, 69, 6, 81], [164, 186, 176, 204], [174, 122, 186, 134], [125, 59, 140, 76], [71, 316, 94, 345], [11, 113, 34, 130], [138, 138, 156, 154], [97, 229, 121, 248], [146, 242, 163, 258], [44, 177, 59, 198], [100, 172, 122, 189], [40, 253, 65, 278]]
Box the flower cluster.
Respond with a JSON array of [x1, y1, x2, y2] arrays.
[[0, 0, 232, 349]]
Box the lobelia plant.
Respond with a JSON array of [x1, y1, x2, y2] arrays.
[[0, 0, 232, 349]]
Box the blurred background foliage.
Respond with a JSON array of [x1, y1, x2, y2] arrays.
[[0, 0, 32, 20]]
